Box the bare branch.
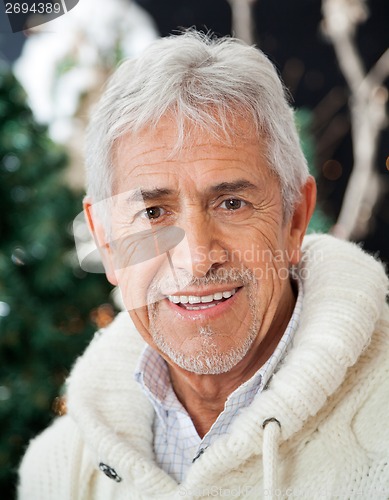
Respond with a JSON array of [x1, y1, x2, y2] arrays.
[[321, 0, 367, 90], [227, 0, 257, 45], [363, 48, 389, 91], [322, 0, 388, 240]]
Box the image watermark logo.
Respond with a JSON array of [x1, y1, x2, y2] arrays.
[[72, 188, 323, 310], [179, 485, 255, 497], [3, 0, 79, 33], [73, 210, 186, 275], [73, 189, 194, 310]]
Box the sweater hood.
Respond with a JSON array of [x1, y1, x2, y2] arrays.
[[66, 234, 388, 496]]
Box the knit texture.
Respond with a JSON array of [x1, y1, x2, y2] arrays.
[[135, 277, 302, 483], [18, 234, 389, 499]]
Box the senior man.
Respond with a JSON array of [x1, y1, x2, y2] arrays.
[[19, 31, 389, 499]]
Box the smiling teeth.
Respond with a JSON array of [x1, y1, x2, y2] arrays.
[[167, 288, 236, 305]]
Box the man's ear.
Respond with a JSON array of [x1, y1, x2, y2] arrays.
[[287, 176, 317, 266], [83, 196, 118, 286]]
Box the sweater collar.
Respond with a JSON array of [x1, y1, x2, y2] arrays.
[[66, 234, 388, 495]]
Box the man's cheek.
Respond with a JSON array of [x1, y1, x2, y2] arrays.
[[249, 253, 289, 285], [115, 256, 168, 311]]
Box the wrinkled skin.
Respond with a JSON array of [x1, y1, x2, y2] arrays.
[[85, 117, 316, 435]]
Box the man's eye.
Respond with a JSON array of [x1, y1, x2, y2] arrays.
[[220, 199, 246, 210], [143, 206, 164, 219]]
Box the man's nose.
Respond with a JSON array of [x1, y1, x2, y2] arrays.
[[170, 214, 228, 278]]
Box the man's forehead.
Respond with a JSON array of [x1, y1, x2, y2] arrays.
[[108, 114, 274, 200], [113, 132, 268, 189], [112, 157, 274, 197], [114, 134, 261, 166], [114, 112, 261, 159]]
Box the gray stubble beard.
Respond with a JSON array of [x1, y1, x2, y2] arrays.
[[147, 268, 260, 375]]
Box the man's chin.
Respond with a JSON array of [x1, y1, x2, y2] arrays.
[[165, 351, 243, 376], [151, 329, 258, 376]]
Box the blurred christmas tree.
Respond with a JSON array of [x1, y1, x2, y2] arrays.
[[0, 63, 115, 498]]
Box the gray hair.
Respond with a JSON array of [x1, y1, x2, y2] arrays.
[[85, 30, 309, 225]]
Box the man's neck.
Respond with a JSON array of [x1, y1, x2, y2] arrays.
[[168, 279, 297, 438]]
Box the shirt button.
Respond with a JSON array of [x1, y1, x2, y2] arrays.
[[192, 448, 206, 463], [99, 462, 122, 483]]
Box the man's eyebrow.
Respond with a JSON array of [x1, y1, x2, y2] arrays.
[[125, 188, 174, 204], [123, 180, 258, 204], [208, 180, 258, 194]]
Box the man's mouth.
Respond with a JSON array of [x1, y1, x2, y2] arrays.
[[166, 288, 239, 311]]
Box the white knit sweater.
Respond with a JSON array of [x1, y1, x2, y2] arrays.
[[18, 235, 389, 499]]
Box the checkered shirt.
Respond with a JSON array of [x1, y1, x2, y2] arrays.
[[134, 279, 303, 483]]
